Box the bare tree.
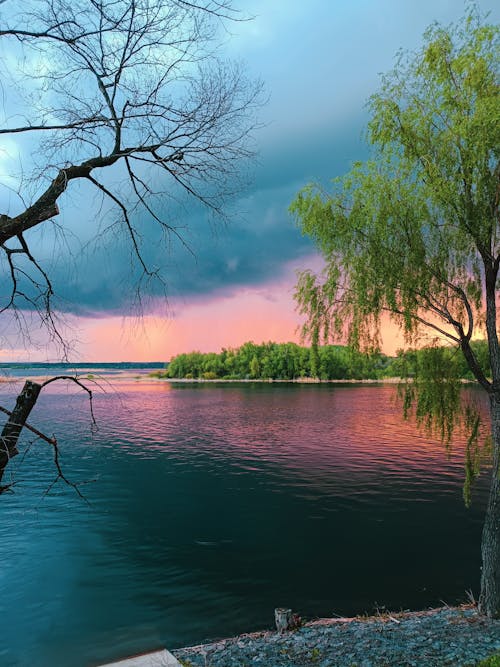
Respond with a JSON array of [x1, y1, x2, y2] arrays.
[[0, 0, 262, 489]]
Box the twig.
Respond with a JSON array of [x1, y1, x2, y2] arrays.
[[0, 404, 88, 500], [0, 405, 56, 445], [0, 374, 96, 499], [41, 375, 97, 429], [44, 432, 90, 504]]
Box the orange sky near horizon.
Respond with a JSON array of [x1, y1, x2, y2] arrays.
[[0, 257, 424, 363], [0, 263, 445, 363], [0, 257, 453, 363], [69, 274, 409, 362]]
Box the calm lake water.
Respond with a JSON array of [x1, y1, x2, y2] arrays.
[[0, 379, 490, 666]]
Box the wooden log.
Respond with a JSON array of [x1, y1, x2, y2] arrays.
[[0, 380, 42, 483], [275, 608, 293, 633]]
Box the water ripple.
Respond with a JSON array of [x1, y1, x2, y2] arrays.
[[0, 382, 490, 667]]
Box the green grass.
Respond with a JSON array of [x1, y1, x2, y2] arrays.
[[475, 654, 500, 667]]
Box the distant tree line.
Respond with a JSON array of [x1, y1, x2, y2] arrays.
[[157, 339, 492, 382], [162, 341, 388, 380]]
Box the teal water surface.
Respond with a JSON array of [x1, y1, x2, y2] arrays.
[[0, 380, 489, 666]]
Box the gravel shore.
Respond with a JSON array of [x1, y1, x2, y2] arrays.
[[173, 606, 500, 667]]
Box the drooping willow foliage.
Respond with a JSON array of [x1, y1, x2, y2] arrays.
[[291, 7, 499, 508], [397, 345, 491, 505]]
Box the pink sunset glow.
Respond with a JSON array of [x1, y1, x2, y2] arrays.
[[0, 258, 422, 363], [0, 257, 412, 362], [73, 267, 408, 362], [76, 277, 306, 362]]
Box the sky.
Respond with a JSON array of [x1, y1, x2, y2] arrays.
[[0, 0, 499, 362]]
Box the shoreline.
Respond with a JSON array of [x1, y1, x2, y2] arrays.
[[173, 605, 500, 667], [0, 373, 403, 385], [2, 374, 478, 387], [150, 376, 402, 384]]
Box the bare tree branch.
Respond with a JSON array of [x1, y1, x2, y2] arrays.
[[0, 0, 263, 493], [0, 0, 262, 345], [0, 375, 97, 496]]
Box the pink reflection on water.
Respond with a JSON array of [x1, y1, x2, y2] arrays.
[[61, 381, 488, 494], [32, 378, 490, 501]]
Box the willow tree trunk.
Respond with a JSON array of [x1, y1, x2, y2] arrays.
[[0, 380, 42, 485], [479, 392, 500, 618]]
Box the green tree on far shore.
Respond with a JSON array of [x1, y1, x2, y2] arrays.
[[163, 340, 490, 383], [290, 8, 500, 616], [249, 355, 261, 378], [164, 341, 390, 380]]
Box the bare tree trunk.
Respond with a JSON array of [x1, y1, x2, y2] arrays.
[[479, 392, 500, 618], [0, 381, 42, 484]]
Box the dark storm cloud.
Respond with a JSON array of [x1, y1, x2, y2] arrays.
[[37, 112, 368, 314], [2, 0, 499, 317]]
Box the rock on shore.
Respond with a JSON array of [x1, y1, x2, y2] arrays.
[[173, 606, 500, 667]]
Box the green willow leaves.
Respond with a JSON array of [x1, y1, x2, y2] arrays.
[[291, 7, 499, 504]]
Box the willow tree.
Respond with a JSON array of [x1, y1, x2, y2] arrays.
[[290, 10, 500, 617]]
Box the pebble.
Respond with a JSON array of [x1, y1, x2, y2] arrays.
[[173, 606, 500, 667]]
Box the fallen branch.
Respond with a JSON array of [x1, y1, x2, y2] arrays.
[[0, 404, 57, 445], [0, 375, 96, 498], [0, 381, 41, 483]]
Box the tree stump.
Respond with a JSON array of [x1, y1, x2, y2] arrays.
[[275, 608, 293, 633]]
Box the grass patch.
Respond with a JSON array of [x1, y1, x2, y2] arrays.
[[475, 654, 500, 667]]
